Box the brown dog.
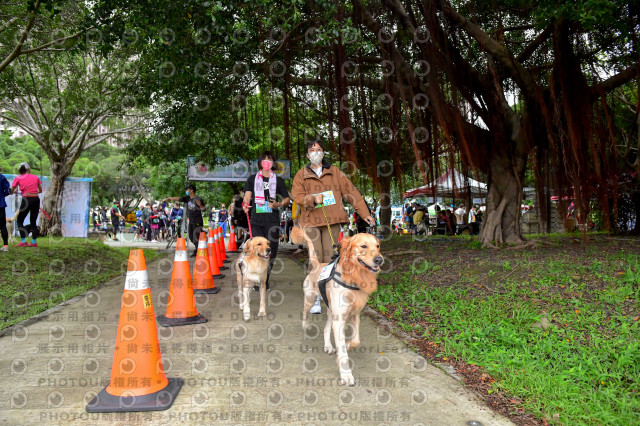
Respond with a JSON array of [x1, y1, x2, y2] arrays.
[[301, 230, 383, 386], [235, 237, 271, 321]]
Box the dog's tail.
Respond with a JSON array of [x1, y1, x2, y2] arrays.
[[293, 226, 321, 271], [7, 210, 19, 223]]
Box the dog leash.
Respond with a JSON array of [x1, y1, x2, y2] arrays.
[[245, 211, 253, 238], [39, 208, 51, 220], [319, 203, 338, 254]]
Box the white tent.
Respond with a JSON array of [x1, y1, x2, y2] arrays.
[[403, 169, 487, 198]]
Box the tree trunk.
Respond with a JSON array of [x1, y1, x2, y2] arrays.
[[39, 161, 69, 237], [378, 174, 392, 237], [479, 153, 527, 247]]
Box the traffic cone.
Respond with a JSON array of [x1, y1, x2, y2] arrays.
[[86, 249, 183, 413], [215, 228, 229, 270], [227, 225, 239, 253], [208, 229, 225, 279], [157, 238, 208, 327], [193, 232, 219, 294], [218, 227, 230, 263], [338, 229, 344, 243]]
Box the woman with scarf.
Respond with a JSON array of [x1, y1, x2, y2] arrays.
[[242, 151, 290, 290], [291, 141, 374, 314]]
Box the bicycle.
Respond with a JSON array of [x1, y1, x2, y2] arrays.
[[165, 217, 182, 249]]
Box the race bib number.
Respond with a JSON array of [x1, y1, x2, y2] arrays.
[[314, 190, 337, 208], [256, 204, 272, 213]]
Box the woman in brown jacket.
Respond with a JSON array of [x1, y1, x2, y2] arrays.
[[291, 141, 375, 313]]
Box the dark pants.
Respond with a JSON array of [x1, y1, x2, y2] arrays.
[[250, 222, 280, 277], [145, 222, 152, 241], [188, 222, 203, 254], [0, 207, 7, 245], [111, 219, 119, 236], [17, 197, 40, 240]]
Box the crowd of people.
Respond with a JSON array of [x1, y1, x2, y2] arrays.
[[396, 202, 484, 236]]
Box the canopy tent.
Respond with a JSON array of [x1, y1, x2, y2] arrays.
[[403, 169, 487, 198]]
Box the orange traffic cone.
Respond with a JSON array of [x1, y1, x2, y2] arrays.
[[86, 249, 182, 412], [338, 229, 344, 243], [215, 228, 229, 270], [218, 227, 230, 264], [227, 225, 239, 253], [193, 232, 219, 294], [157, 238, 208, 327], [208, 229, 225, 279]]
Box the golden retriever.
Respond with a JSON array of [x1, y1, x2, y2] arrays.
[[300, 230, 384, 386], [235, 236, 271, 321], [6, 210, 19, 244]]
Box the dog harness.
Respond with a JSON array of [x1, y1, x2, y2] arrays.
[[317, 256, 360, 308]]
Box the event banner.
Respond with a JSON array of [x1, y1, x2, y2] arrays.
[[187, 156, 291, 181], [5, 175, 92, 238]]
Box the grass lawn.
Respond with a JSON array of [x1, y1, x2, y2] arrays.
[[371, 233, 640, 425], [0, 238, 160, 330]]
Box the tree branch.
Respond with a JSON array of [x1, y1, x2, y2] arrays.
[[17, 30, 84, 55], [0, 111, 40, 139], [436, 0, 539, 99], [0, 0, 41, 74], [590, 65, 639, 98], [516, 24, 552, 63]]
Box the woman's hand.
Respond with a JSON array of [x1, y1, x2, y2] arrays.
[[364, 216, 376, 226], [242, 201, 250, 213], [314, 194, 323, 205]]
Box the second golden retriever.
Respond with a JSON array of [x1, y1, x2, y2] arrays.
[[235, 237, 271, 321], [300, 230, 384, 386]]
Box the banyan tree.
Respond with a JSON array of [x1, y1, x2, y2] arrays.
[[114, 0, 639, 246]]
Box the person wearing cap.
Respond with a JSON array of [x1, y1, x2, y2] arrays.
[[163, 183, 206, 257], [9, 163, 42, 247], [110, 201, 123, 241], [291, 141, 374, 314], [0, 166, 10, 251]]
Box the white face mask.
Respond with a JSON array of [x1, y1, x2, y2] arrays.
[[308, 151, 324, 165]]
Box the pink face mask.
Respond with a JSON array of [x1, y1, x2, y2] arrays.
[[261, 160, 273, 171]]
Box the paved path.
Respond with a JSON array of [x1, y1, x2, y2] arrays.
[[0, 245, 513, 425]]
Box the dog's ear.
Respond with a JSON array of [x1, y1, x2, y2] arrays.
[[242, 239, 252, 253], [340, 236, 353, 259]]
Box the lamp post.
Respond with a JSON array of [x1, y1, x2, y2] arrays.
[[114, 175, 120, 206]]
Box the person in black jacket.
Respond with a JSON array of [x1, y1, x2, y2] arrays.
[[231, 194, 249, 246], [163, 183, 206, 257]]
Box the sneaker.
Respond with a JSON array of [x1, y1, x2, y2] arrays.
[[310, 297, 322, 314], [151, 239, 157, 243], [1, 246, 8, 251], [16, 242, 28, 247], [27, 243, 37, 247]]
